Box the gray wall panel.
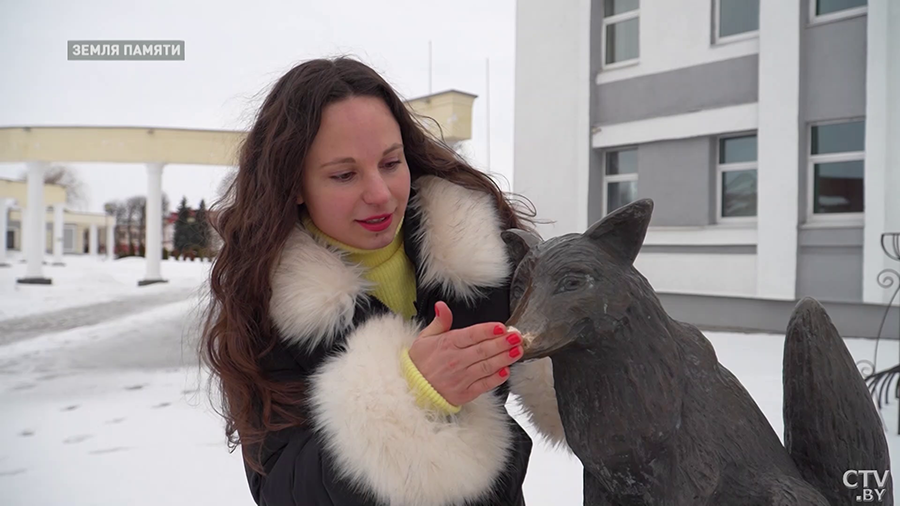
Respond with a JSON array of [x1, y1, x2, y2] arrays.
[[797, 245, 864, 302], [657, 292, 899, 339], [803, 15, 867, 123], [798, 226, 864, 247], [595, 55, 758, 126], [641, 245, 756, 254], [636, 137, 714, 227]]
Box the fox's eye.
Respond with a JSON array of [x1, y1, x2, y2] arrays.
[[556, 276, 584, 293]]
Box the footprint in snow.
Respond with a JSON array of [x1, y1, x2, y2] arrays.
[[63, 434, 93, 444], [90, 447, 130, 455]]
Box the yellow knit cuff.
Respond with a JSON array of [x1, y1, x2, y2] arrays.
[[399, 348, 461, 415]]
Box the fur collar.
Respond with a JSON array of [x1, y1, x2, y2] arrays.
[[269, 175, 511, 352]]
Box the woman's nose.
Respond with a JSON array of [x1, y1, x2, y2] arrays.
[[362, 173, 391, 205]]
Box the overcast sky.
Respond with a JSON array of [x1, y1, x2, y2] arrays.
[[0, 0, 516, 214]]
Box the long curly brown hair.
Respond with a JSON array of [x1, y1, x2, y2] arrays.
[[200, 56, 537, 473]]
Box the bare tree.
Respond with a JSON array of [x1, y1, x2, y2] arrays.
[[104, 200, 129, 251], [125, 196, 146, 250], [124, 196, 141, 252], [162, 192, 171, 219], [214, 168, 237, 209], [21, 164, 88, 210]]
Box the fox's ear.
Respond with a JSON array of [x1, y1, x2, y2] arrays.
[[502, 228, 541, 267], [585, 199, 653, 265]]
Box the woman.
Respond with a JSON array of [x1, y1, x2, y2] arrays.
[[200, 57, 563, 506]]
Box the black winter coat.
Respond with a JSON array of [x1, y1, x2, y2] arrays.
[[243, 176, 540, 506]]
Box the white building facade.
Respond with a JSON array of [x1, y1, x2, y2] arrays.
[[514, 0, 899, 337]]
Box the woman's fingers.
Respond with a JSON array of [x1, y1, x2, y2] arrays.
[[410, 308, 523, 406], [418, 301, 453, 339], [465, 365, 512, 400], [433, 301, 453, 330], [450, 321, 515, 349], [466, 342, 522, 384]]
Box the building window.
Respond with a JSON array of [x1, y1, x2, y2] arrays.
[[809, 120, 865, 217], [602, 0, 639, 67], [810, 0, 867, 23], [64, 224, 76, 253], [715, 0, 759, 43], [604, 148, 638, 214], [717, 134, 758, 220]]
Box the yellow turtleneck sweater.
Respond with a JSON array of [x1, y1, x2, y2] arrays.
[[301, 213, 461, 415], [302, 213, 418, 320]]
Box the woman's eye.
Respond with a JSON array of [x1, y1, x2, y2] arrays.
[[383, 160, 401, 170], [331, 172, 354, 182]]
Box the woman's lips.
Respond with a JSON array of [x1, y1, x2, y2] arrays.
[[356, 213, 393, 232]]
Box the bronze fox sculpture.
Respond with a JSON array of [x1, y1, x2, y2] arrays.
[[502, 199, 891, 505]]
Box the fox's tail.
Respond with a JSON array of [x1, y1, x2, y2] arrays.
[[783, 297, 893, 505]]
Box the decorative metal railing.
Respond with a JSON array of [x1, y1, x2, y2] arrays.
[[860, 232, 900, 433]]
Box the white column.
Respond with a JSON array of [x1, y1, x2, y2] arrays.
[[52, 203, 65, 265], [513, 0, 592, 237], [89, 223, 98, 256], [41, 206, 48, 256], [106, 218, 116, 261], [755, 0, 800, 300], [0, 198, 10, 267], [19, 161, 51, 284], [140, 162, 167, 286], [863, 0, 900, 305], [19, 206, 27, 261]]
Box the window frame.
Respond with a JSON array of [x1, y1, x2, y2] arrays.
[[808, 0, 867, 26], [716, 132, 758, 224], [601, 1, 640, 70], [713, 0, 760, 45], [63, 224, 77, 253], [602, 147, 639, 216], [806, 119, 866, 223]]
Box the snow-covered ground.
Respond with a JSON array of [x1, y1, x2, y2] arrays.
[[2, 253, 898, 505]]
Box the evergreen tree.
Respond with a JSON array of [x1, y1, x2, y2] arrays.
[[174, 196, 191, 251], [194, 199, 210, 249]]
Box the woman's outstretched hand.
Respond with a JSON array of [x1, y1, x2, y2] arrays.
[[407, 301, 523, 407]]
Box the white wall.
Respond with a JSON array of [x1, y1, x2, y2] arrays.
[[755, 0, 800, 301], [863, 0, 900, 305], [592, 103, 757, 148], [635, 252, 758, 297], [513, 0, 592, 238], [596, 0, 759, 85]]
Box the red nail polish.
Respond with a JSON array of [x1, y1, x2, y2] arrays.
[[507, 334, 521, 346], [499, 367, 509, 378], [494, 324, 505, 335], [509, 347, 521, 358], [435, 304, 440, 318]]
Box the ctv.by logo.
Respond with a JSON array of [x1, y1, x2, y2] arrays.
[[844, 470, 891, 502]]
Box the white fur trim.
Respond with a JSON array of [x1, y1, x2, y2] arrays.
[[509, 358, 570, 450], [308, 313, 513, 505], [269, 225, 371, 352], [410, 176, 511, 303]]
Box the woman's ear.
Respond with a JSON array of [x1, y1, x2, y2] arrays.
[[296, 193, 304, 205]]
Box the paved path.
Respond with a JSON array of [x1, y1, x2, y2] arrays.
[[0, 287, 200, 347]]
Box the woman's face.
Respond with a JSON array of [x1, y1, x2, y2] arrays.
[[298, 96, 411, 250]]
